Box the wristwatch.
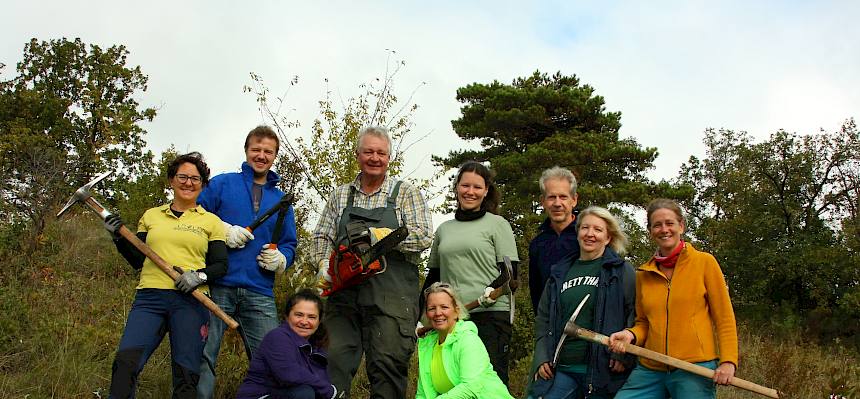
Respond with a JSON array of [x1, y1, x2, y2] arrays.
[[197, 271, 208, 283]]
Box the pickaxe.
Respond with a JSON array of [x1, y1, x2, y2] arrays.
[[560, 295, 780, 398], [418, 256, 514, 337], [57, 171, 239, 330]]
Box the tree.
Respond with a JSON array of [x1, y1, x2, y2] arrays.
[[436, 71, 690, 234], [679, 122, 860, 342], [0, 38, 157, 246]]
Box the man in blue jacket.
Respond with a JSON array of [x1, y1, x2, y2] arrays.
[[196, 126, 298, 398], [528, 166, 580, 314]]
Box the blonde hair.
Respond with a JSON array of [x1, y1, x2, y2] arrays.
[[421, 282, 469, 325], [576, 206, 629, 256]]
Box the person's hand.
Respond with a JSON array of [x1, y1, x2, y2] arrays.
[[104, 214, 124, 238], [609, 359, 626, 373], [173, 266, 205, 293], [713, 362, 735, 385], [224, 222, 254, 248], [257, 248, 286, 272], [477, 286, 496, 308], [608, 330, 634, 354], [315, 259, 332, 294], [537, 362, 554, 380]]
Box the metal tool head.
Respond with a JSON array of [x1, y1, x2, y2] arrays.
[[57, 171, 113, 218], [501, 256, 513, 284], [551, 294, 591, 367]]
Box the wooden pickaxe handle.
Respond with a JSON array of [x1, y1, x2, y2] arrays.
[[92, 199, 239, 330], [571, 326, 780, 398]]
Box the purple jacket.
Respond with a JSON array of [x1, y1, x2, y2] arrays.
[[236, 323, 334, 399]]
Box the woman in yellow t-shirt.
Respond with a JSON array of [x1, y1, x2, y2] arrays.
[[102, 152, 228, 398]]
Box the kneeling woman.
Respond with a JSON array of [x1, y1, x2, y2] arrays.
[[236, 289, 336, 399], [416, 282, 513, 399]]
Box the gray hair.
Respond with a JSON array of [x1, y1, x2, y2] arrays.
[[539, 166, 578, 197], [421, 282, 469, 325], [355, 125, 392, 155], [576, 206, 629, 257]]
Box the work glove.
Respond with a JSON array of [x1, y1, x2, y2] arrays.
[[173, 266, 205, 293], [316, 259, 332, 294], [104, 214, 124, 239], [224, 222, 254, 249], [257, 247, 287, 273], [368, 227, 393, 245], [477, 286, 497, 308]]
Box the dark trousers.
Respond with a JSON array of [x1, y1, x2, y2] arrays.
[[470, 310, 512, 385], [109, 289, 209, 399], [324, 291, 417, 399]]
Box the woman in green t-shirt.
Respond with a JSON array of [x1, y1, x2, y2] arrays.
[[422, 161, 520, 385], [529, 206, 636, 399], [416, 282, 513, 399]]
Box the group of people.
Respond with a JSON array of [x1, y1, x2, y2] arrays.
[[101, 124, 740, 399]]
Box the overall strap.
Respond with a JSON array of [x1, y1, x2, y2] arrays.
[[346, 185, 357, 211], [386, 180, 403, 208]]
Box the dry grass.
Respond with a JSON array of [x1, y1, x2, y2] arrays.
[[0, 216, 856, 398]]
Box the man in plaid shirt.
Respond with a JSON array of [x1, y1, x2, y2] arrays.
[[311, 125, 433, 398]]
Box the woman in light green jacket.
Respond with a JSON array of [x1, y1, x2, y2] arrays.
[[416, 282, 514, 399]]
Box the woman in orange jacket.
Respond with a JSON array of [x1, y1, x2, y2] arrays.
[[608, 199, 738, 399]]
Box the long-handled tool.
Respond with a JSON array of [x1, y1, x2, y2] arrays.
[[418, 256, 513, 337], [261, 194, 294, 250], [561, 295, 781, 398], [57, 171, 239, 330]]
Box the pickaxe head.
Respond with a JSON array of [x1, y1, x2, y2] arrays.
[[56, 171, 113, 219], [551, 293, 591, 367]]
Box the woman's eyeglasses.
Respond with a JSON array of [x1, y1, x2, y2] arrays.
[[175, 174, 202, 185]]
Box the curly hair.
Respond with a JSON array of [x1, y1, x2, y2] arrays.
[[166, 152, 211, 186]]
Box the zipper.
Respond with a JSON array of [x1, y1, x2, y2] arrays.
[[664, 276, 671, 367]]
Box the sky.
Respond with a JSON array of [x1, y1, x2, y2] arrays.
[[3, 0, 859, 205]]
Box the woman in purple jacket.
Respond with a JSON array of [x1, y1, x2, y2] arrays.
[[236, 289, 336, 399]]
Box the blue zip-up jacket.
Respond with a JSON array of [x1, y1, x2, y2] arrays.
[[529, 247, 636, 397], [528, 216, 580, 313], [236, 322, 335, 399], [198, 162, 297, 297]]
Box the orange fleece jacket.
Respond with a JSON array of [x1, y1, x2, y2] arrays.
[[628, 244, 738, 371]]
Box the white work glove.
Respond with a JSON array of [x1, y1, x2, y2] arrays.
[[477, 286, 497, 308], [224, 222, 254, 249], [316, 259, 332, 294], [257, 247, 286, 273]]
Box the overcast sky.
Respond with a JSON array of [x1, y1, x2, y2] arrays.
[[3, 0, 859, 197]]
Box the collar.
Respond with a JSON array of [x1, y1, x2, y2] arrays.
[[639, 243, 696, 272], [537, 214, 578, 235], [241, 162, 281, 187], [351, 173, 391, 195], [158, 203, 206, 215]]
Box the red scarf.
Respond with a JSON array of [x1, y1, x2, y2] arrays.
[[653, 240, 685, 268]]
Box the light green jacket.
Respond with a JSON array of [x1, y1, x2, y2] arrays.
[[416, 320, 514, 399]]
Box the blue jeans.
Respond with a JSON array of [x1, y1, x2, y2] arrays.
[[614, 360, 717, 399], [529, 371, 611, 399], [197, 286, 279, 399], [109, 289, 209, 399]]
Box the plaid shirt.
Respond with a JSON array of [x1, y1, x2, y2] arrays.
[[311, 174, 433, 265]]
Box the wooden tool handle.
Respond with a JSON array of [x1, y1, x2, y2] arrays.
[[575, 327, 780, 398]]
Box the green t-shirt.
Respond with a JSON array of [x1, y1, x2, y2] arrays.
[[427, 213, 519, 313], [557, 257, 602, 367]]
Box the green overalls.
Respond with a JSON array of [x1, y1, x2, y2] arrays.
[[324, 180, 420, 398]]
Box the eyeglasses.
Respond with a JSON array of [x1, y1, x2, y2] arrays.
[[175, 174, 202, 185]]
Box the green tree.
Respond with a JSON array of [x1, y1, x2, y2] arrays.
[[678, 121, 860, 342], [436, 71, 690, 232], [0, 38, 157, 246]]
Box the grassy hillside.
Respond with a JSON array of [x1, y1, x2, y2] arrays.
[[0, 215, 856, 398]]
